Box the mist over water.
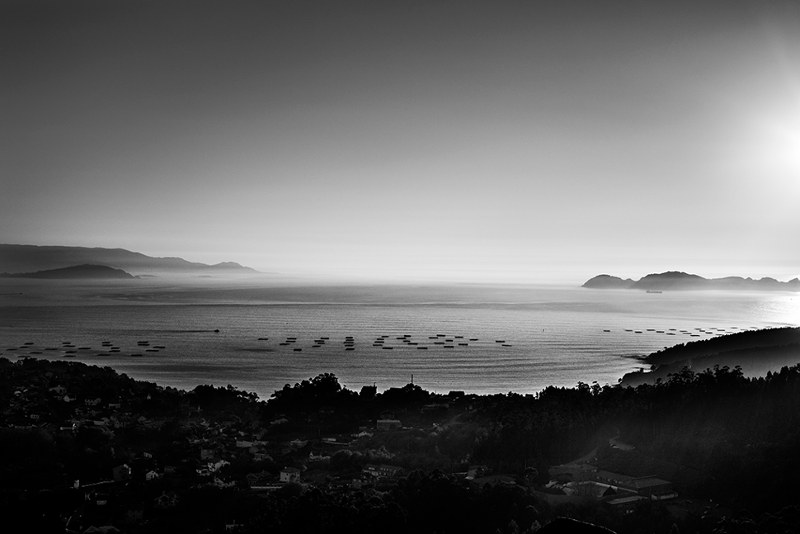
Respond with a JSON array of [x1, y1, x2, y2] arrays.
[[1, 280, 797, 399]]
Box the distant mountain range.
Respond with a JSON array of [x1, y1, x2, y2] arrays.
[[0, 244, 258, 277], [583, 271, 800, 291]]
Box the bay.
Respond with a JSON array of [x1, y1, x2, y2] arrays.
[[1, 279, 797, 399]]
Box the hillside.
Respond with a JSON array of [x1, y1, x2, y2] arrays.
[[620, 327, 800, 386], [0, 244, 258, 276], [6, 355, 800, 533], [583, 271, 800, 291]]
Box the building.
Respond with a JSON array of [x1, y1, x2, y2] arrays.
[[280, 467, 301, 483], [607, 495, 648, 512], [625, 476, 677, 500], [363, 464, 402, 479]]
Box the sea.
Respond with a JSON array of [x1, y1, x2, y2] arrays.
[[1, 279, 798, 399]]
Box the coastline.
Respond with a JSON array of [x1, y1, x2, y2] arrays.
[[619, 327, 800, 387]]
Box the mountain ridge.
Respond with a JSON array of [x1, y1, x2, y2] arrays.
[[0, 244, 258, 276]]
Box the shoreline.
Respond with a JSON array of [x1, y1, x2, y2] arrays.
[[620, 326, 800, 387]]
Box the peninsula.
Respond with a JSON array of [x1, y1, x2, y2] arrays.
[[621, 326, 800, 386]]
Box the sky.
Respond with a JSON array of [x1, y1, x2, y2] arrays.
[[2, 0, 800, 283]]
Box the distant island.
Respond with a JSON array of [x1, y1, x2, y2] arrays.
[[0, 264, 137, 280], [0, 244, 258, 277], [583, 271, 800, 291]]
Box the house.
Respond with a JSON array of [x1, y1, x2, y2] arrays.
[[376, 419, 402, 431], [625, 476, 677, 500], [607, 494, 648, 512], [280, 467, 301, 483], [145, 470, 160, 481], [563, 481, 616, 498], [308, 451, 331, 462], [210, 459, 230, 473], [363, 464, 402, 479]]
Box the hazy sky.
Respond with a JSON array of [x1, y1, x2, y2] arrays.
[[3, 0, 800, 282]]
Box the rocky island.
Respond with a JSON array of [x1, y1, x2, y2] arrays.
[[583, 271, 800, 291]]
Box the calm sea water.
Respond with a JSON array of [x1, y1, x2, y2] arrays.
[[1, 280, 798, 398]]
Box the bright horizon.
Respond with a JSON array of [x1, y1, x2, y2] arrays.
[[3, 1, 800, 284]]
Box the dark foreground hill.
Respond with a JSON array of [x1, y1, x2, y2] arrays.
[[0, 264, 136, 279], [5, 352, 800, 533], [583, 271, 800, 291], [0, 244, 258, 276]]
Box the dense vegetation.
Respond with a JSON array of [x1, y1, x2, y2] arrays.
[[3, 352, 800, 533]]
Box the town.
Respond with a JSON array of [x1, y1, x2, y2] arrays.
[[3, 355, 800, 533]]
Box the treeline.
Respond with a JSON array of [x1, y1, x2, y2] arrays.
[[645, 327, 800, 366]]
